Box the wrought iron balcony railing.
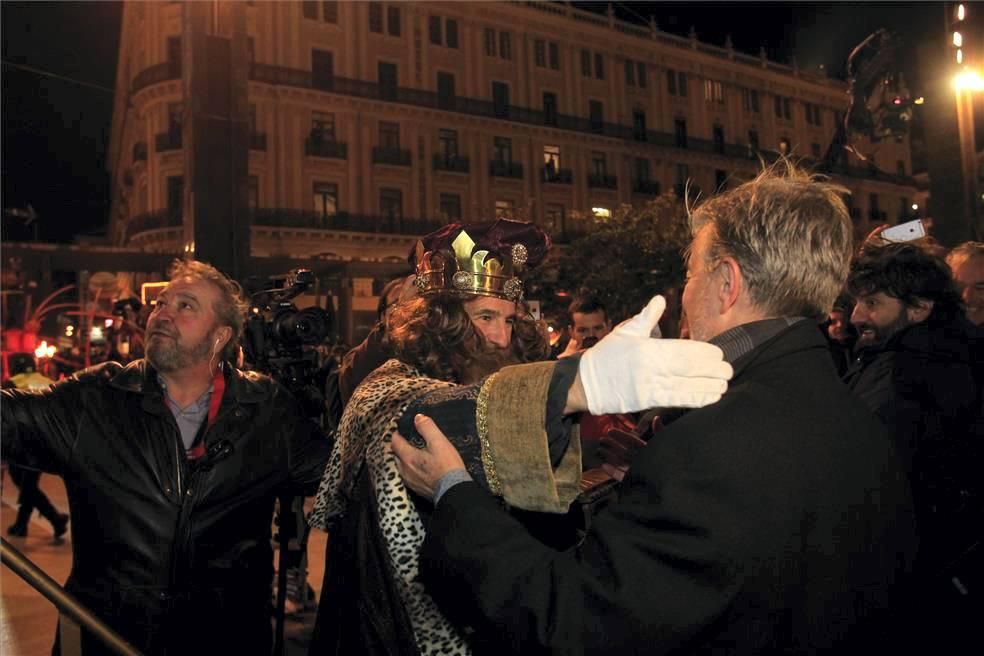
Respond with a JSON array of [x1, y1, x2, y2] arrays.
[[371, 147, 412, 166], [542, 167, 573, 184], [132, 141, 148, 163], [251, 209, 444, 236], [126, 209, 182, 242], [305, 136, 348, 159], [132, 62, 181, 94], [632, 180, 662, 195], [433, 154, 470, 173], [588, 174, 618, 189], [249, 132, 267, 151], [489, 160, 523, 179], [155, 130, 182, 152]]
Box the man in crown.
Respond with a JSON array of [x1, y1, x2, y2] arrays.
[[307, 218, 732, 656]]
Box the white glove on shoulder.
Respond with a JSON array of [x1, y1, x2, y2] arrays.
[[578, 295, 733, 415]]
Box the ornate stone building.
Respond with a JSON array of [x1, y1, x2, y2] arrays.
[[108, 1, 918, 340]]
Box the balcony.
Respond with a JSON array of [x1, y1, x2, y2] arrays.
[[433, 154, 470, 173], [249, 132, 267, 151], [132, 141, 148, 163], [132, 62, 181, 94], [372, 147, 412, 167], [588, 174, 618, 190], [632, 180, 662, 195], [305, 136, 348, 160], [155, 130, 182, 153], [489, 160, 523, 179], [541, 167, 573, 184], [251, 209, 443, 236], [126, 209, 182, 242]]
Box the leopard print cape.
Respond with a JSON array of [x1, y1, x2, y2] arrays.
[[309, 359, 472, 656]]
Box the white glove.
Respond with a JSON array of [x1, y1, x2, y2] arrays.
[[578, 295, 733, 414]]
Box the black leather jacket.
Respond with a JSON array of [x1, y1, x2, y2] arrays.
[[2, 360, 332, 656]]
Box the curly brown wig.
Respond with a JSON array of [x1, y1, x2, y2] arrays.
[[387, 293, 550, 383]]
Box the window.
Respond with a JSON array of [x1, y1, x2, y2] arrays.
[[167, 102, 183, 134], [779, 137, 791, 154], [429, 16, 441, 44], [713, 125, 725, 154], [549, 42, 560, 70], [493, 136, 512, 163], [544, 203, 565, 233], [581, 50, 591, 77], [674, 118, 687, 147], [632, 110, 647, 140], [313, 182, 339, 220], [535, 40, 546, 67], [387, 5, 401, 36], [437, 72, 455, 108], [589, 100, 603, 132], [495, 199, 515, 220], [896, 160, 906, 177], [248, 176, 259, 211], [668, 69, 687, 96], [312, 112, 336, 140], [166, 176, 184, 219], [499, 32, 511, 60], [312, 49, 334, 89], [674, 164, 689, 198], [303, 1, 317, 20], [634, 157, 650, 182], [741, 88, 760, 113], [369, 2, 382, 33], [379, 121, 400, 149], [803, 103, 821, 126], [378, 61, 397, 100], [249, 104, 258, 134], [322, 1, 338, 23], [543, 92, 558, 126], [783, 98, 792, 120], [594, 52, 604, 79], [438, 129, 459, 159], [446, 19, 458, 48], [543, 145, 561, 172], [625, 59, 636, 86], [591, 151, 607, 177], [748, 129, 759, 151], [774, 95, 783, 118], [715, 169, 728, 191], [637, 62, 646, 88], [380, 188, 403, 220], [439, 193, 462, 222], [484, 28, 496, 57], [492, 81, 510, 117], [869, 193, 880, 215], [703, 80, 724, 104], [811, 143, 822, 159], [592, 207, 611, 219]]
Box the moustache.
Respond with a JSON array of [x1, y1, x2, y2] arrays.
[[146, 322, 176, 339]]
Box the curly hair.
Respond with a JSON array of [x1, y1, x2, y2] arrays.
[[848, 243, 965, 324], [387, 293, 549, 383], [167, 259, 249, 362]]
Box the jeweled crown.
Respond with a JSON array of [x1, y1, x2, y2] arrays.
[[410, 219, 550, 302]]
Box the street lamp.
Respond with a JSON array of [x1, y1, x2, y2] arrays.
[[953, 69, 984, 92]]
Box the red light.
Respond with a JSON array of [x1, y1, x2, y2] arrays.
[[893, 97, 902, 105]]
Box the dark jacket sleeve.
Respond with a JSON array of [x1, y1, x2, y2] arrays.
[[338, 323, 391, 405], [2, 376, 86, 476]]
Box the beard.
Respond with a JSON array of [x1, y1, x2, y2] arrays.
[[146, 324, 215, 373], [853, 312, 912, 351], [460, 341, 521, 384]]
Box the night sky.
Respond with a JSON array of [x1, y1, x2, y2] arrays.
[[0, 2, 970, 242]]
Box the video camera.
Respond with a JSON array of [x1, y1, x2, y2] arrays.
[[242, 269, 336, 423]]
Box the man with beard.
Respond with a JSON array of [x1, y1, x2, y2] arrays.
[[2, 259, 332, 656], [844, 242, 981, 639], [946, 240, 984, 327], [307, 219, 732, 656], [393, 164, 917, 654]]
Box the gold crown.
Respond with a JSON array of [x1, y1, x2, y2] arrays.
[[414, 231, 529, 301]]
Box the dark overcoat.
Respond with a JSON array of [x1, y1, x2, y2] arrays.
[[421, 321, 917, 655]]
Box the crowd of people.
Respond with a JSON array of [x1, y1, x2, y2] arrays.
[[2, 160, 981, 655]]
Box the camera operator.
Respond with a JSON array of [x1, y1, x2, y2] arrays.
[[2, 259, 332, 656]]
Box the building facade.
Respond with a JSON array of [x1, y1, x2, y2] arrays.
[[108, 0, 919, 340]]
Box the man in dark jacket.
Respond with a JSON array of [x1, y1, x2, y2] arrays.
[[844, 243, 981, 643], [394, 163, 917, 654], [2, 260, 332, 656]]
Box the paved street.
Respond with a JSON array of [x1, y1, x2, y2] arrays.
[[1, 469, 327, 656]]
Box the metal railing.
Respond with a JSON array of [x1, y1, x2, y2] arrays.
[[126, 210, 182, 242], [489, 160, 524, 178], [542, 167, 573, 184], [249, 132, 267, 151], [1, 537, 142, 656], [155, 130, 182, 153], [131, 62, 179, 94], [433, 154, 470, 173], [587, 174, 618, 189], [305, 136, 348, 159], [251, 209, 443, 236], [371, 147, 412, 166], [632, 180, 662, 195]]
